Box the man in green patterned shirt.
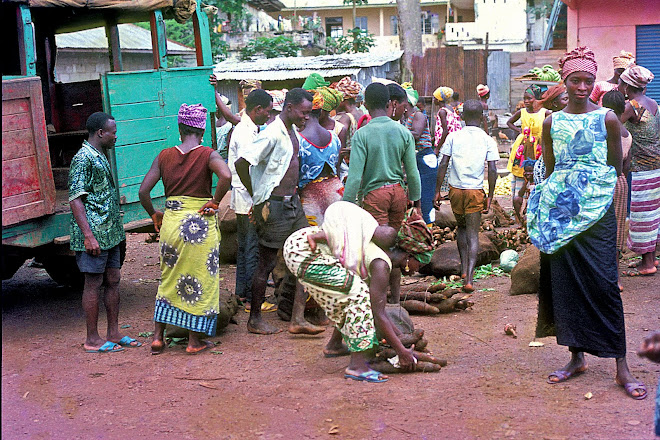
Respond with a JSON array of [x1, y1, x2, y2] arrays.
[[69, 112, 137, 353]]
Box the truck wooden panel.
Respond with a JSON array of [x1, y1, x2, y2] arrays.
[[2, 77, 55, 227]]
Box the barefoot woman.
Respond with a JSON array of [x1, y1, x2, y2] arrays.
[[139, 104, 232, 355], [528, 47, 646, 400]]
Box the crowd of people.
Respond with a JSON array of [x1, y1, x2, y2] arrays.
[[68, 45, 658, 405]]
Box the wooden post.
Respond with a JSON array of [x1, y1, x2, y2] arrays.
[[150, 10, 167, 69], [105, 18, 123, 72], [192, 4, 213, 66], [16, 4, 36, 77]]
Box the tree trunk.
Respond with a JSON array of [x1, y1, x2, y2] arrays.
[[352, 1, 357, 29], [396, 0, 423, 83]]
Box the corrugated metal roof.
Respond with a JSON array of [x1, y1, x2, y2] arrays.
[[55, 23, 194, 54], [277, 0, 446, 9], [213, 51, 402, 81]]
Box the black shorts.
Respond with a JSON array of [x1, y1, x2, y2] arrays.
[[253, 194, 309, 249]]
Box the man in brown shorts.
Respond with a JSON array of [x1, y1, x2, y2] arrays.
[[434, 100, 499, 292], [342, 83, 421, 303]]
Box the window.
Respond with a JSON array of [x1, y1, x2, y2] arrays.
[[355, 16, 368, 32], [390, 15, 398, 36], [326, 17, 343, 38], [421, 12, 439, 34]]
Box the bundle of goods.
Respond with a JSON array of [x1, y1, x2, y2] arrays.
[[400, 282, 474, 315], [514, 65, 561, 82]]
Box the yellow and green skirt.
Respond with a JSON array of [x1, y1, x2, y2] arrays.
[[154, 196, 220, 336]]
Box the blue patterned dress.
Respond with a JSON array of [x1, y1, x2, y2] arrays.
[[532, 108, 625, 358], [527, 108, 617, 253]]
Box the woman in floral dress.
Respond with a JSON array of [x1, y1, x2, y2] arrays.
[[139, 104, 232, 355], [433, 86, 462, 194], [527, 47, 646, 400]]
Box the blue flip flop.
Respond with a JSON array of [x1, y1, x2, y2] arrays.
[[85, 341, 125, 353], [344, 370, 388, 383], [117, 336, 142, 347]]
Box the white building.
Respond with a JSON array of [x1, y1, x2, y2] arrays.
[[445, 0, 528, 52]]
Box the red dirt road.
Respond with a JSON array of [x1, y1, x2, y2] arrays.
[[2, 233, 659, 440]]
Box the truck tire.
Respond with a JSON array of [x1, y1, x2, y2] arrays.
[[41, 255, 84, 290]]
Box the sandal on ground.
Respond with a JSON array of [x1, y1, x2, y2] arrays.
[[150, 340, 166, 355], [617, 380, 647, 400], [261, 301, 278, 312], [344, 370, 388, 383], [117, 336, 142, 347], [621, 268, 657, 277], [547, 366, 587, 384], [186, 340, 214, 355], [85, 341, 125, 353], [627, 259, 659, 268]]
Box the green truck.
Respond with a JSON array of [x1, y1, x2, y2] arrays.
[[2, 0, 217, 285]]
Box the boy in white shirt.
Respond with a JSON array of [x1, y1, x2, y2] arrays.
[[434, 99, 498, 293]]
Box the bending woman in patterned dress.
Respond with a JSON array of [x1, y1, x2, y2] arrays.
[[528, 47, 646, 400], [283, 201, 435, 382], [139, 104, 232, 355]]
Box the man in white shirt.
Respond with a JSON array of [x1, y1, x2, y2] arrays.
[[228, 90, 273, 304], [235, 88, 325, 336], [434, 99, 499, 293]]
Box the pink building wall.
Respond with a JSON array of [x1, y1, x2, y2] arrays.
[[564, 0, 660, 81]]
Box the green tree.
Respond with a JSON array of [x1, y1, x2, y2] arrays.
[[326, 28, 374, 54], [240, 36, 299, 60]]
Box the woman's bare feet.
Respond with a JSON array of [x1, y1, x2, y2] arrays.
[[247, 318, 282, 335], [288, 320, 326, 335]]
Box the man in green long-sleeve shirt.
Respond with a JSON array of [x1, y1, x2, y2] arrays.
[[342, 82, 422, 303], [343, 82, 421, 228]]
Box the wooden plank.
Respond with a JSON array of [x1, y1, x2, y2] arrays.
[[114, 117, 168, 147], [27, 77, 55, 215], [2, 201, 46, 228], [2, 112, 32, 133], [114, 139, 166, 181], [17, 4, 36, 77], [105, 21, 123, 72], [104, 71, 161, 105], [150, 10, 167, 69], [2, 130, 36, 161], [2, 190, 42, 210], [2, 156, 42, 196], [2, 98, 30, 116], [192, 5, 213, 66], [109, 101, 163, 122]]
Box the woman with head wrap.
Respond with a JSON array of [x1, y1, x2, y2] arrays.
[[433, 86, 463, 195], [139, 103, 232, 355], [477, 84, 492, 132], [265, 89, 288, 124], [506, 85, 550, 201], [590, 50, 635, 105], [618, 65, 660, 277], [297, 89, 345, 227], [401, 83, 436, 225], [302, 73, 330, 91], [282, 201, 434, 382], [527, 47, 646, 401], [332, 77, 366, 183], [315, 86, 348, 149]]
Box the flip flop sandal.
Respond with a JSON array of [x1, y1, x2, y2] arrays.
[[344, 370, 388, 383], [117, 336, 142, 347], [261, 301, 278, 313], [547, 367, 586, 384], [622, 269, 656, 277], [85, 341, 125, 353], [619, 382, 647, 400], [186, 340, 214, 355]]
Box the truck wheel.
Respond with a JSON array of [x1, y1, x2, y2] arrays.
[[41, 255, 84, 289]]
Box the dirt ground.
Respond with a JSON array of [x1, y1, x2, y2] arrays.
[[2, 225, 659, 439]]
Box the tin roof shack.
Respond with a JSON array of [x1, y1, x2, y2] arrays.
[[55, 23, 195, 83], [212, 51, 402, 112]]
